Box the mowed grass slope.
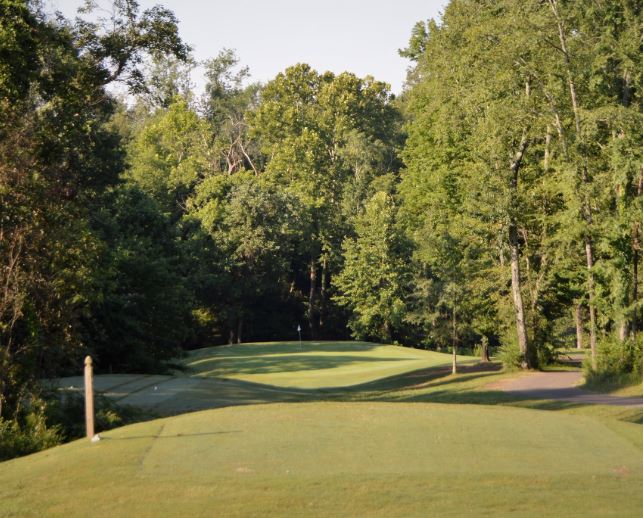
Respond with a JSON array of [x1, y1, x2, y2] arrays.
[[183, 341, 475, 389], [1, 402, 642, 517]]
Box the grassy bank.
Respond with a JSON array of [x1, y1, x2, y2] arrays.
[[1, 402, 641, 517]]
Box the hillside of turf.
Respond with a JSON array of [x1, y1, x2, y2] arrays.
[[1, 402, 642, 516], [182, 341, 476, 389]]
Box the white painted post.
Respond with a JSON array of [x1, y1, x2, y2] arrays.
[[84, 356, 95, 439]]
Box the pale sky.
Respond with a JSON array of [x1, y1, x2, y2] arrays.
[[46, 0, 447, 95]]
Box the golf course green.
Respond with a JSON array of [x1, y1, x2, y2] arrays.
[[183, 341, 475, 389]]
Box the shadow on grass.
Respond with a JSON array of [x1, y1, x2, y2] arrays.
[[188, 341, 384, 359], [189, 354, 408, 376], [103, 431, 241, 441], [343, 362, 502, 394]]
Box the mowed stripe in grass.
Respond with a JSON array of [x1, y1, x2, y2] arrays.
[[1, 402, 642, 517], [183, 341, 476, 389]]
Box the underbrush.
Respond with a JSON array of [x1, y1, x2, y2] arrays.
[[584, 336, 643, 392], [0, 402, 61, 461], [496, 342, 521, 370], [1, 390, 147, 462]]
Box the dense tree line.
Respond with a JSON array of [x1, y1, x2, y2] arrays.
[[0, 0, 640, 457], [400, 0, 640, 374]]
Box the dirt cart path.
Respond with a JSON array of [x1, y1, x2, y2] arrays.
[[486, 370, 643, 406]]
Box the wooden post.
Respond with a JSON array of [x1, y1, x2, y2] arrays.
[[84, 356, 95, 439]]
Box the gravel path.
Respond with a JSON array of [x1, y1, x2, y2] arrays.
[[487, 370, 643, 406]]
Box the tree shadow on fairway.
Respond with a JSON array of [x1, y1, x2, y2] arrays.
[[343, 362, 502, 394], [188, 341, 383, 360], [189, 354, 408, 377], [102, 430, 241, 441]]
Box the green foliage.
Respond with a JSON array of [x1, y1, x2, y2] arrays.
[[0, 0, 190, 422], [248, 63, 402, 338], [333, 192, 411, 341], [187, 173, 304, 342], [399, 0, 641, 371], [73, 0, 190, 92], [201, 49, 262, 174], [85, 186, 193, 372], [46, 390, 145, 441], [585, 336, 643, 387], [125, 98, 209, 215], [0, 399, 61, 462], [497, 339, 523, 372]]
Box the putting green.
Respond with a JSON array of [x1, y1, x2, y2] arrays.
[[1, 402, 642, 516], [183, 341, 475, 389]]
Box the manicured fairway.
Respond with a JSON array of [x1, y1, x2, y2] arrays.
[[52, 342, 477, 415], [1, 402, 642, 517], [183, 341, 475, 389]]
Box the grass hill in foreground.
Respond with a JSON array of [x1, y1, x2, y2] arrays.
[[1, 402, 642, 516]]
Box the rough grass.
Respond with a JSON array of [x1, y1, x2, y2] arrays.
[[2, 402, 642, 517], [182, 341, 476, 389]]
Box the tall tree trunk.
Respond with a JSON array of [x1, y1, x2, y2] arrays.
[[585, 239, 598, 367], [237, 315, 243, 344], [549, 0, 598, 369], [544, 125, 552, 170], [631, 172, 641, 339], [308, 258, 318, 339], [574, 304, 584, 349], [509, 131, 531, 368], [319, 254, 328, 333], [451, 306, 458, 374], [480, 336, 490, 363], [633, 224, 639, 339], [0, 379, 4, 420], [510, 226, 529, 367], [618, 320, 628, 342], [384, 319, 392, 344]]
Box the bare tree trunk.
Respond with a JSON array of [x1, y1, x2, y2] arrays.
[[319, 254, 328, 333], [509, 131, 531, 368], [237, 316, 243, 344], [451, 306, 457, 374], [574, 304, 584, 349], [631, 172, 641, 339], [585, 239, 598, 367], [480, 336, 490, 363], [452, 346, 457, 375], [633, 223, 639, 339], [544, 125, 552, 170], [384, 319, 392, 344], [618, 321, 628, 341], [510, 228, 529, 367], [308, 259, 318, 339]]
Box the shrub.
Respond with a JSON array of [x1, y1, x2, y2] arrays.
[[0, 389, 146, 461], [497, 340, 523, 371], [46, 390, 145, 441], [0, 404, 62, 461], [584, 335, 643, 388]]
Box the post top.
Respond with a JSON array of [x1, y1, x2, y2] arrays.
[[84, 355, 92, 366]]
